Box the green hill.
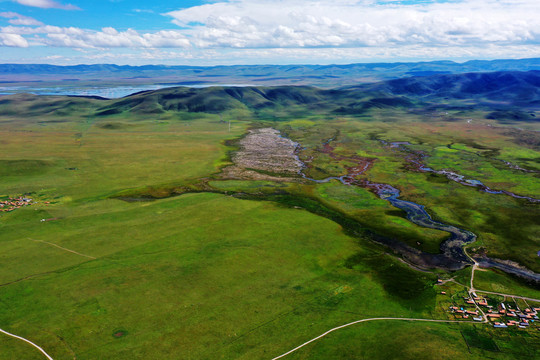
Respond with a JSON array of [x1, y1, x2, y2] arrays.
[[2, 71, 539, 123]]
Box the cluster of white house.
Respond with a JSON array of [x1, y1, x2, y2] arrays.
[[0, 197, 32, 212], [448, 291, 539, 329]]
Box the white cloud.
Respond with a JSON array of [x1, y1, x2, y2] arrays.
[[165, 0, 540, 49], [133, 9, 154, 14], [14, 0, 80, 10], [0, 12, 43, 26], [3, 0, 540, 64], [0, 25, 191, 48], [0, 32, 28, 47]]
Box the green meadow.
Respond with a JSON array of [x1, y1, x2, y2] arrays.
[[0, 91, 539, 359]]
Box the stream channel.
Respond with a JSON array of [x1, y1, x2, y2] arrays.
[[296, 136, 540, 283]]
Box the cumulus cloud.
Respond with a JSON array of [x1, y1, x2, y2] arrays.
[[0, 12, 43, 26], [165, 0, 540, 49], [0, 25, 191, 48], [0, 32, 28, 47], [14, 0, 80, 10], [3, 0, 540, 63], [47, 28, 190, 48]]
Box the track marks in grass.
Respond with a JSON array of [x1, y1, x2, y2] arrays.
[[30, 239, 96, 260], [0, 261, 96, 288]]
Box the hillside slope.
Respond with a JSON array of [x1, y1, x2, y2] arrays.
[[1, 71, 539, 121], [354, 70, 540, 105]]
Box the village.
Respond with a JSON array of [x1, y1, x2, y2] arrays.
[[442, 283, 540, 330], [0, 196, 33, 213]]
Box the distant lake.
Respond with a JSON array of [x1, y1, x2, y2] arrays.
[[0, 83, 253, 98]]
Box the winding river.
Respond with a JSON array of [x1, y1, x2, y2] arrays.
[[384, 141, 540, 203], [297, 135, 540, 282], [301, 171, 476, 270]]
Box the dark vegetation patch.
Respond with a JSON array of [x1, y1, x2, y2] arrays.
[[332, 106, 365, 115], [504, 130, 540, 149], [37, 119, 68, 124], [332, 97, 413, 115], [425, 173, 450, 183], [457, 139, 501, 157], [364, 254, 437, 308], [125, 90, 154, 97], [159, 91, 197, 101], [129, 99, 165, 114], [480, 149, 501, 158], [344, 253, 365, 269], [384, 209, 408, 218], [8, 98, 99, 117], [95, 108, 122, 116], [97, 122, 131, 130], [363, 97, 413, 108], [368, 132, 384, 141], [515, 157, 540, 171], [112, 329, 128, 338], [461, 328, 499, 352], [487, 110, 537, 122], [0, 159, 52, 177], [67, 95, 108, 100]]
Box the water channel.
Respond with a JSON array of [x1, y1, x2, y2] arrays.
[[297, 136, 540, 283]]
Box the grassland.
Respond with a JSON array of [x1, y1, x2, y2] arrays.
[[1, 83, 539, 359]]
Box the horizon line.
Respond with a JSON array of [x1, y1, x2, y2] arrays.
[[2, 56, 540, 68]]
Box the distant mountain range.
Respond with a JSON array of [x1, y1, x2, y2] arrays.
[[2, 58, 540, 88], [2, 70, 539, 123], [349, 70, 540, 104]]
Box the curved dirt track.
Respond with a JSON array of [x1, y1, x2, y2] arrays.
[[271, 317, 486, 360], [0, 328, 54, 360]]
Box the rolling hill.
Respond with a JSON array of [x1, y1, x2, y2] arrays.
[[1, 71, 539, 122], [96, 70, 540, 119]]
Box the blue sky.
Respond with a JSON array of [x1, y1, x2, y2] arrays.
[[0, 1, 199, 30], [1, 0, 539, 65]]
